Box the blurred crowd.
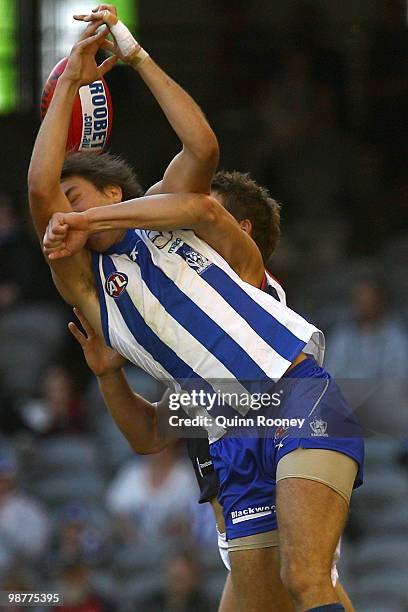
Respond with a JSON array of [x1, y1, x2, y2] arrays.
[[210, 0, 407, 261], [0, 0, 407, 610]]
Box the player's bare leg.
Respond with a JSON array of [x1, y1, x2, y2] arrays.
[[229, 546, 294, 612], [218, 572, 238, 612], [277, 477, 349, 611], [224, 540, 351, 612], [209, 499, 240, 612], [210, 496, 292, 611], [210, 476, 352, 611]]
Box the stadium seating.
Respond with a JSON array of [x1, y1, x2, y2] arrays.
[[33, 471, 105, 507], [0, 305, 65, 397]]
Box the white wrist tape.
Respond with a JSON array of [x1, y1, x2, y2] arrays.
[[110, 20, 149, 65]]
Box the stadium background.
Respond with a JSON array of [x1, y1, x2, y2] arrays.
[[0, 0, 407, 610]]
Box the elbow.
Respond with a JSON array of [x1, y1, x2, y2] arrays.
[[194, 195, 220, 226], [204, 135, 220, 165], [28, 177, 53, 203], [28, 185, 48, 204], [28, 167, 58, 202], [193, 132, 219, 165]]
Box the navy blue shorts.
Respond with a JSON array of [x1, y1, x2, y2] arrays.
[[209, 357, 364, 540]]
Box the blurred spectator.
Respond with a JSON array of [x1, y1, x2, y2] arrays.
[[140, 549, 211, 612], [49, 503, 108, 568], [52, 557, 115, 612], [0, 193, 21, 312], [106, 445, 197, 545], [325, 276, 408, 378], [186, 496, 218, 549], [0, 191, 56, 311], [19, 365, 88, 436], [0, 453, 50, 564]]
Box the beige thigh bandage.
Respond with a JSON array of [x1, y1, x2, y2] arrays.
[[227, 531, 340, 586], [276, 448, 358, 504], [228, 529, 279, 553]]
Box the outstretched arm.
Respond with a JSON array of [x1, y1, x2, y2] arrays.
[[75, 5, 219, 194], [70, 308, 174, 454], [27, 23, 116, 318], [43, 193, 264, 285]]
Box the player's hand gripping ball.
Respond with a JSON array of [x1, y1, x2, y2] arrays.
[[40, 57, 113, 152]]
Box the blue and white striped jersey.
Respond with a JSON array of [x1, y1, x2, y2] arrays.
[[92, 228, 324, 435]]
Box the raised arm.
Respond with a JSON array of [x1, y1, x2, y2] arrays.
[[27, 23, 116, 318], [136, 58, 219, 195], [69, 308, 173, 454], [75, 5, 219, 194], [28, 24, 115, 240]]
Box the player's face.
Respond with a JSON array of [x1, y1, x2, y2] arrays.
[[61, 175, 124, 251]]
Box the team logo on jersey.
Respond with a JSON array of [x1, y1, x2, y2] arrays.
[[309, 418, 328, 437], [274, 425, 288, 441], [184, 250, 212, 274], [274, 425, 289, 449], [105, 272, 128, 298]]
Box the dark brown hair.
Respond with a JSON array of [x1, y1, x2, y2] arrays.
[[211, 170, 281, 263], [61, 152, 143, 201]]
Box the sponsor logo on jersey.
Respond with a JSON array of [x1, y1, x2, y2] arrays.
[[184, 250, 212, 274], [105, 272, 128, 298], [129, 245, 138, 261], [169, 237, 183, 253], [309, 418, 328, 437], [231, 504, 276, 524]]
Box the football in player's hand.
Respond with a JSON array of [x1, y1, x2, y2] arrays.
[[40, 57, 113, 153]]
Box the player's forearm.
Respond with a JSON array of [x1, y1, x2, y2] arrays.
[[85, 192, 216, 232], [28, 76, 78, 198], [98, 369, 169, 454], [133, 57, 219, 163]]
